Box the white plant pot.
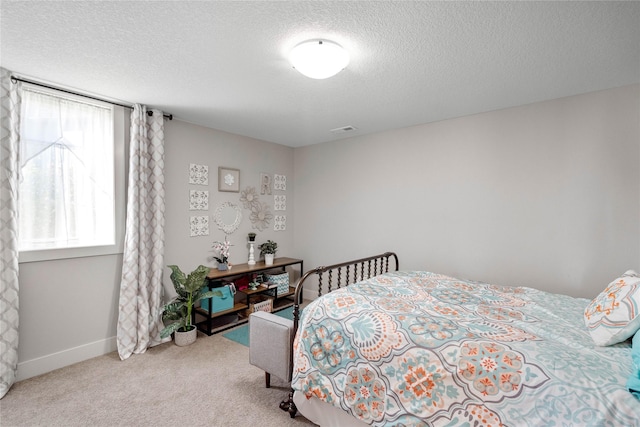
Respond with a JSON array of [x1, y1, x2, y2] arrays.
[[264, 254, 274, 266], [174, 325, 197, 346]]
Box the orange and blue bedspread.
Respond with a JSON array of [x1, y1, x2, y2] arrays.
[[292, 271, 640, 426]]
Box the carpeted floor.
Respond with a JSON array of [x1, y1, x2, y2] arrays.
[[222, 306, 294, 347], [0, 330, 315, 427]]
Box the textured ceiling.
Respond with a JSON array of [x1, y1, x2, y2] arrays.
[[1, 1, 639, 147]]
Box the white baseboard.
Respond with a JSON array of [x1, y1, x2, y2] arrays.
[[17, 336, 118, 382]]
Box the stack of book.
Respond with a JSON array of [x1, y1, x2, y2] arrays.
[[259, 282, 277, 290]]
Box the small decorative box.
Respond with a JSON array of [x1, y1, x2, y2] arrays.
[[265, 272, 290, 295]]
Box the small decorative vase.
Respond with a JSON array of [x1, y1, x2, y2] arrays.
[[174, 326, 197, 346], [217, 262, 228, 271], [264, 254, 274, 266]]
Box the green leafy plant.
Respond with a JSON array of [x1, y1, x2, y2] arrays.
[[160, 265, 222, 339], [258, 240, 278, 256]]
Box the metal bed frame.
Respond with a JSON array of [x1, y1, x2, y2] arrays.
[[279, 251, 399, 417]]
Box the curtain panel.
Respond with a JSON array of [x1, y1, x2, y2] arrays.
[[0, 68, 21, 398], [117, 104, 168, 360]]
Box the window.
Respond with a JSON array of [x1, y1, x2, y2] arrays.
[[18, 86, 125, 262]]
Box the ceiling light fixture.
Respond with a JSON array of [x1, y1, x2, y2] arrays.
[[289, 40, 349, 79]]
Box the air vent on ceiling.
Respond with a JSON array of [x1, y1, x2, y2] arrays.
[[330, 125, 358, 134]]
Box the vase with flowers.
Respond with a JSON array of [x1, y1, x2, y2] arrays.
[[211, 237, 233, 270]]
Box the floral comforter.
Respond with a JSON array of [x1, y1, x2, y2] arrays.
[[291, 271, 640, 426]]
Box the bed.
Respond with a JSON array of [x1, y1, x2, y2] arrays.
[[281, 252, 640, 426]]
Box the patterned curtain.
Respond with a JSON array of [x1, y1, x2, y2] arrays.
[[117, 104, 168, 360], [0, 68, 21, 398]]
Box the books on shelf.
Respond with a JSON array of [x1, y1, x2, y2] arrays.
[[259, 282, 278, 289]]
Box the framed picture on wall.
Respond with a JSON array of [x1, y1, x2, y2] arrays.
[[218, 167, 240, 192]]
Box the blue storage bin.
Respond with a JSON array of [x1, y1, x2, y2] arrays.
[[200, 284, 235, 313]]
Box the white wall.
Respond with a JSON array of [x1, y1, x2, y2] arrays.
[[16, 118, 295, 381], [163, 120, 295, 297], [294, 84, 640, 298], [17, 255, 122, 381]]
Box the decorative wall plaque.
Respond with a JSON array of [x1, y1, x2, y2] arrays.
[[274, 215, 286, 231], [218, 167, 240, 192], [274, 195, 286, 211], [189, 190, 209, 210], [189, 163, 208, 185], [274, 174, 286, 191], [190, 216, 209, 237], [260, 173, 272, 195]]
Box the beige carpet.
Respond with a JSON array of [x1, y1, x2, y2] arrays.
[[0, 331, 315, 427]]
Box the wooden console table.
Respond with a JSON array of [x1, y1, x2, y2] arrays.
[[194, 257, 303, 335]]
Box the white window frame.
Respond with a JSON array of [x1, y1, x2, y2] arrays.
[[18, 85, 126, 263]]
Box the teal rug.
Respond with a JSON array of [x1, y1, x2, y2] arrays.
[[222, 306, 294, 347]]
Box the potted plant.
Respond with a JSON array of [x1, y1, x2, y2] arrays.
[[259, 240, 278, 266], [160, 264, 221, 346], [211, 237, 232, 271], [248, 232, 256, 242]]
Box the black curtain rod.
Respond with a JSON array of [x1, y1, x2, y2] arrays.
[[10, 75, 173, 120]]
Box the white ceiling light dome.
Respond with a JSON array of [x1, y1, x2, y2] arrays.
[[289, 39, 349, 79]]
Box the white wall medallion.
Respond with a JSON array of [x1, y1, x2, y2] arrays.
[[274, 215, 286, 231], [260, 172, 272, 195], [274, 174, 286, 191], [189, 190, 209, 210], [189, 163, 208, 185], [214, 201, 242, 234], [190, 216, 209, 237], [218, 167, 240, 192], [249, 201, 273, 231], [274, 195, 286, 211]]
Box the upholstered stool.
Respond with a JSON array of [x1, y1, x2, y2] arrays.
[[249, 311, 294, 388]]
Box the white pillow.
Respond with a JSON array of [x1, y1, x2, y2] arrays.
[[584, 270, 640, 346]]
